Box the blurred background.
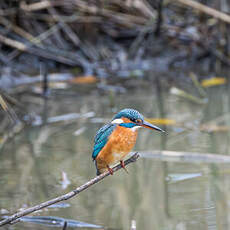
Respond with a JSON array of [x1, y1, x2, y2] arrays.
[[1, 0, 230, 229]]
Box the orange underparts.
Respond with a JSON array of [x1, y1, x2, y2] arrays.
[[96, 125, 138, 174]]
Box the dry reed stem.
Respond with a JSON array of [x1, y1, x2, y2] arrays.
[[175, 0, 230, 24]]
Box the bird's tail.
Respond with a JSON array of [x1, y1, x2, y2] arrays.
[[94, 160, 101, 176]]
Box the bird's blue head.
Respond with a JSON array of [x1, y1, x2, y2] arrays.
[[112, 108, 164, 132], [113, 108, 144, 123]]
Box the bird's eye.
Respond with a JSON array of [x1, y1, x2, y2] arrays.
[[136, 119, 142, 124], [131, 118, 141, 123]]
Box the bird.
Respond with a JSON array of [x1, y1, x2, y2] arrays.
[[92, 108, 164, 175]]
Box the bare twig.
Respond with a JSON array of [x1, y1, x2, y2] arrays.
[[0, 153, 139, 227], [0, 16, 36, 42], [48, 7, 80, 47], [20, 0, 63, 11], [0, 89, 25, 110], [175, 0, 230, 24], [0, 34, 78, 66], [0, 94, 19, 123]]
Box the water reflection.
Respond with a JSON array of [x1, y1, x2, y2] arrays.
[[1, 81, 230, 230]]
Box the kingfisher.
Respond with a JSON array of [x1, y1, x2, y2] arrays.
[[92, 108, 164, 175]]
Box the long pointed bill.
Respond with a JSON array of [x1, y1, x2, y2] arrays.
[[141, 120, 165, 132]]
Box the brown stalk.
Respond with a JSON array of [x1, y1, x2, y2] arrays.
[[175, 0, 230, 24]]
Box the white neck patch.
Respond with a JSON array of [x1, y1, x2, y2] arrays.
[[111, 118, 123, 124]]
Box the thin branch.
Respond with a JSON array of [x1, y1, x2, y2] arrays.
[[0, 94, 19, 123], [0, 153, 139, 227], [175, 0, 230, 24], [20, 0, 63, 11], [0, 34, 77, 66], [0, 16, 36, 42]]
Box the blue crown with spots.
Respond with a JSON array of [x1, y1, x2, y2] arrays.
[[113, 108, 144, 122]]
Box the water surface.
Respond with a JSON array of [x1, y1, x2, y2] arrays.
[[1, 79, 230, 230]]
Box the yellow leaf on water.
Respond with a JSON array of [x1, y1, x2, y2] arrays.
[[146, 118, 176, 126], [70, 76, 97, 84], [201, 77, 226, 87]]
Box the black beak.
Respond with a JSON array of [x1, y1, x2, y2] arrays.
[[141, 120, 165, 132]]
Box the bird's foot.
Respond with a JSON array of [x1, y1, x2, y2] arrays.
[[107, 165, 114, 175], [120, 160, 129, 174]]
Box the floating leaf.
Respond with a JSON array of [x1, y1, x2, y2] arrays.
[[166, 173, 202, 184], [201, 77, 226, 87], [70, 76, 97, 84], [146, 118, 176, 126]]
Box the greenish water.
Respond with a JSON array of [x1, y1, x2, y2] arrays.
[[1, 80, 230, 230]]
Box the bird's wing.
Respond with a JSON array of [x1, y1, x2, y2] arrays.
[[92, 123, 116, 160]]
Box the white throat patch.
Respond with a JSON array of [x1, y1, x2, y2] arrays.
[[111, 118, 123, 124], [131, 126, 141, 131]]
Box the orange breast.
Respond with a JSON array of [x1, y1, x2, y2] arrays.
[[96, 126, 138, 171]]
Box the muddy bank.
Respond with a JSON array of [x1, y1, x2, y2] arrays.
[[1, 0, 230, 90]]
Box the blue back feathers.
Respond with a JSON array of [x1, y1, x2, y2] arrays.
[[92, 123, 116, 160], [113, 108, 144, 122]]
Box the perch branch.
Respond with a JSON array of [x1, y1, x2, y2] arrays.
[[0, 153, 139, 227]]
